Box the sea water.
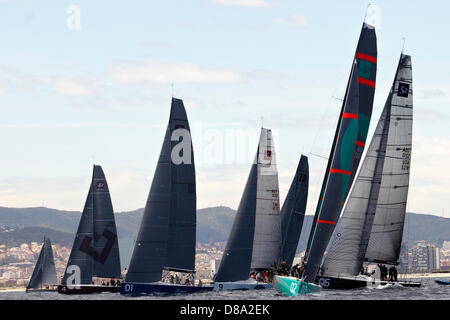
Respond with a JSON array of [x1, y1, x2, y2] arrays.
[[0, 277, 448, 300]]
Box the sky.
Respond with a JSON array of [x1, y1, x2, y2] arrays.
[[0, 0, 449, 217]]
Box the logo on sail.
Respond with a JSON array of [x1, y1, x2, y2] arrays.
[[79, 229, 117, 264], [96, 181, 105, 190], [398, 83, 410, 97]]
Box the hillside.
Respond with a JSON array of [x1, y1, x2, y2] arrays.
[[0, 206, 449, 250]]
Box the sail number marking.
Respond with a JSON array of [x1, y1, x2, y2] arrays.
[[318, 278, 330, 288], [289, 282, 298, 295]]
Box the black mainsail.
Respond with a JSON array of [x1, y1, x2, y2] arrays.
[[302, 60, 361, 283], [27, 237, 58, 290], [321, 54, 413, 276], [125, 98, 196, 283], [279, 155, 309, 267], [62, 165, 121, 285], [305, 23, 377, 260]]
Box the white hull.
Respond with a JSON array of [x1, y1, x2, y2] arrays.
[[213, 279, 272, 291]]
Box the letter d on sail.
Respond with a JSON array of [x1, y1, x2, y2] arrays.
[[66, 265, 81, 289], [171, 128, 192, 165]]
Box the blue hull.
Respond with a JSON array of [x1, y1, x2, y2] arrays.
[[435, 280, 450, 285], [120, 282, 214, 295]]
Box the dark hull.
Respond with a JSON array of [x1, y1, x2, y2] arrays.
[[57, 285, 120, 295], [26, 288, 57, 293], [120, 282, 213, 296], [435, 280, 450, 285], [315, 275, 421, 290]]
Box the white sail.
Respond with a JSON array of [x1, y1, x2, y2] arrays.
[[321, 54, 413, 276], [251, 128, 281, 269], [365, 54, 413, 264]]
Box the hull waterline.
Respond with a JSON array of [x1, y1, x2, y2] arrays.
[[315, 275, 421, 290], [120, 282, 213, 295], [57, 284, 120, 294]]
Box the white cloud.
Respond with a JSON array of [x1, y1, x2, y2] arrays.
[[0, 67, 41, 95], [107, 60, 242, 85], [52, 77, 98, 96], [212, 0, 271, 8], [272, 14, 309, 28]]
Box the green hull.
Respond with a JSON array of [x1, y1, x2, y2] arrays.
[[273, 275, 321, 297]]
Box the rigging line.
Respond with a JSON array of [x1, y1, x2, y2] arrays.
[[309, 152, 328, 160]]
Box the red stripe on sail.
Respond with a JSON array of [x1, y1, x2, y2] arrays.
[[342, 113, 358, 119], [356, 141, 366, 147], [317, 220, 336, 225], [330, 169, 352, 176], [358, 77, 376, 88], [356, 53, 377, 63]]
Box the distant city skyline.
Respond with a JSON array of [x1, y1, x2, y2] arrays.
[[1, 1, 450, 218]]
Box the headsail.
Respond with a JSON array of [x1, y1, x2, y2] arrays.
[[364, 54, 413, 265], [302, 60, 361, 283], [27, 237, 58, 289], [279, 155, 309, 267], [214, 159, 257, 282], [62, 165, 121, 285], [251, 128, 281, 270], [305, 23, 377, 259], [126, 98, 196, 283]]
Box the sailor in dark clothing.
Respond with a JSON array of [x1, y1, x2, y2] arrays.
[[381, 265, 388, 281], [389, 266, 398, 281], [378, 264, 388, 281]]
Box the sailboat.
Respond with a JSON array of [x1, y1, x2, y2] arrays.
[[58, 165, 122, 294], [213, 127, 281, 291], [120, 98, 213, 295], [317, 53, 418, 289], [26, 237, 58, 292], [274, 22, 377, 296], [279, 155, 309, 268]]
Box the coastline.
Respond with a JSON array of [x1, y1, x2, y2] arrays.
[[0, 288, 26, 292], [399, 272, 450, 279]]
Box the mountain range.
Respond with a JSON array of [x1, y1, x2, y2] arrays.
[[0, 206, 449, 268]]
